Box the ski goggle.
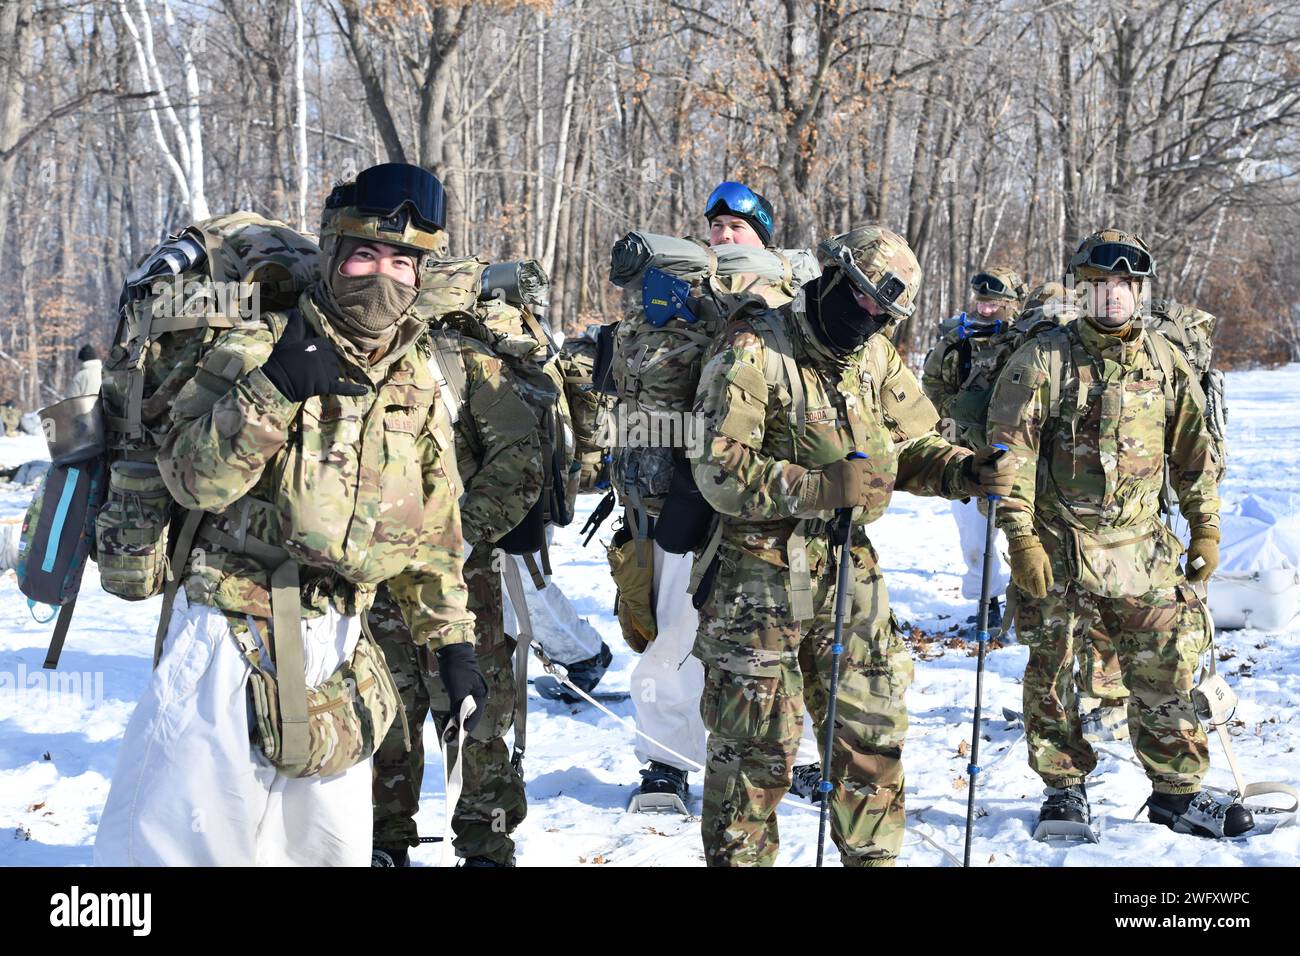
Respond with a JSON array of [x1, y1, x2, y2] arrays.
[[970, 272, 1018, 299], [326, 163, 447, 233], [704, 181, 773, 234], [820, 240, 914, 319], [1077, 242, 1154, 277]]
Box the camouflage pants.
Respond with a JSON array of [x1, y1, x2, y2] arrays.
[[371, 547, 526, 864], [695, 536, 912, 867], [1016, 580, 1211, 793]]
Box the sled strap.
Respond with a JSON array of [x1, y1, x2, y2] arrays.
[[501, 556, 535, 772], [270, 559, 310, 768]]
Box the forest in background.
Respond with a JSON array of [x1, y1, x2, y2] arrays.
[[1, 0, 1297, 407]]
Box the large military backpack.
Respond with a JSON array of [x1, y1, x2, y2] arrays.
[[606, 233, 819, 550], [414, 256, 576, 545], [555, 325, 616, 497], [17, 212, 318, 667], [1147, 298, 1226, 463]]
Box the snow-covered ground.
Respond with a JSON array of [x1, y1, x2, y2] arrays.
[[1, 367, 1297, 867]]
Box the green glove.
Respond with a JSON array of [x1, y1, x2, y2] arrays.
[[1008, 534, 1054, 599], [1185, 528, 1220, 583], [810, 457, 874, 511], [962, 445, 1016, 498]]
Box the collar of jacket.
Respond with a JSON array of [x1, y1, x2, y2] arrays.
[[1078, 313, 1147, 367], [300, 284, 425, 383]]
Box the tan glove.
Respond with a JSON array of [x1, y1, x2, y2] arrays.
[[1185, 528, 1220, 583], [810, 457, 875, 511], [1008, 534, 1054, 599], [962, 445, 1016, 499]]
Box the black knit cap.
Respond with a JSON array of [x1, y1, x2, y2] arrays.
[[705, 182, 775, 246]]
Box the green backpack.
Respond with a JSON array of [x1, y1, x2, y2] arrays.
[[23, 213, 319, 669]]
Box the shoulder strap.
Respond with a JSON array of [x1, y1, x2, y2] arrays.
[[1143, 331, 1177, 419], [1046, 330, 1066, 424], [748, 311, 805, 441], [428, 329, 469, 425]]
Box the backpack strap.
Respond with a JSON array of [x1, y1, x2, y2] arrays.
[[427, 329, 469, 425], [748, 310, 805, 441], [1046, 334, 1064, 425], [1142, 330, 1178, 420]]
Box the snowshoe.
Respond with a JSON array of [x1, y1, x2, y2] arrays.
[[371, 844, 410, 867], [534, 643, 616, 704], [1145, 790, 1254, 839], [1033, 784, 1100, 843], [627, 760, 690, 815], [459, 855, 516, 867], [790, 763, 824, 803]]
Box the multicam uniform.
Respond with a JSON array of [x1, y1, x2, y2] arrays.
[[987, 316, 1218, 793], [370, 320, 544, 866], [690, 285, 977, 866], [922, 267, 1026, 605], [95, 289, 474, 866]]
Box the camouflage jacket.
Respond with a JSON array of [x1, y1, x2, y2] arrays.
[[986, 317, 1219, 580], [157, 286, 475, 649], [691, 290, 974, 568], [432, 330, 544, 547], [922, 323, 1012, 422]]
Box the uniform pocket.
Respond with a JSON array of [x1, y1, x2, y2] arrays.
[[700, 664, 799, 743], [716, 360, 769, 447]]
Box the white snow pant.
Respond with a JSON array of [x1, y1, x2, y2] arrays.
[[502, 552, 604, 666], [94, 593, 372, 867], [953, 497, 1009, 601], [632, 545, 819, 771]]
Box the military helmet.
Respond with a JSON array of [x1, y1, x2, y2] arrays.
[[970, 266, 1027, 303], [1068, 228, 1155, 280], [815, 225, 922, 320], [319, 163, 448, 266], [1023, 281, 1068, 313]]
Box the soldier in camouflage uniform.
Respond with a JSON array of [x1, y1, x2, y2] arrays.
[[369, 265, 544, 868], [987, 228, 1251, 838], [95, 163, 484, 866], [689, 226, 1015, 865], [922, 267, 1029, 629], [1077, 295, 1226, 743]]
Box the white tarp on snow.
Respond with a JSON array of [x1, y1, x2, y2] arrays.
[[1211, 492, 1300, 631]]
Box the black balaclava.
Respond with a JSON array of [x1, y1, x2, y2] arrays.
[[804, 268, 891, 356]]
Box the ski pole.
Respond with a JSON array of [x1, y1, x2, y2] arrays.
[[816, 451, 865, 867], [963, 443, 1007, 867]]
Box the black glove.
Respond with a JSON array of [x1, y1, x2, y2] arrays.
[[260, 310, 368, 403], [435, 642, 488, 734]]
